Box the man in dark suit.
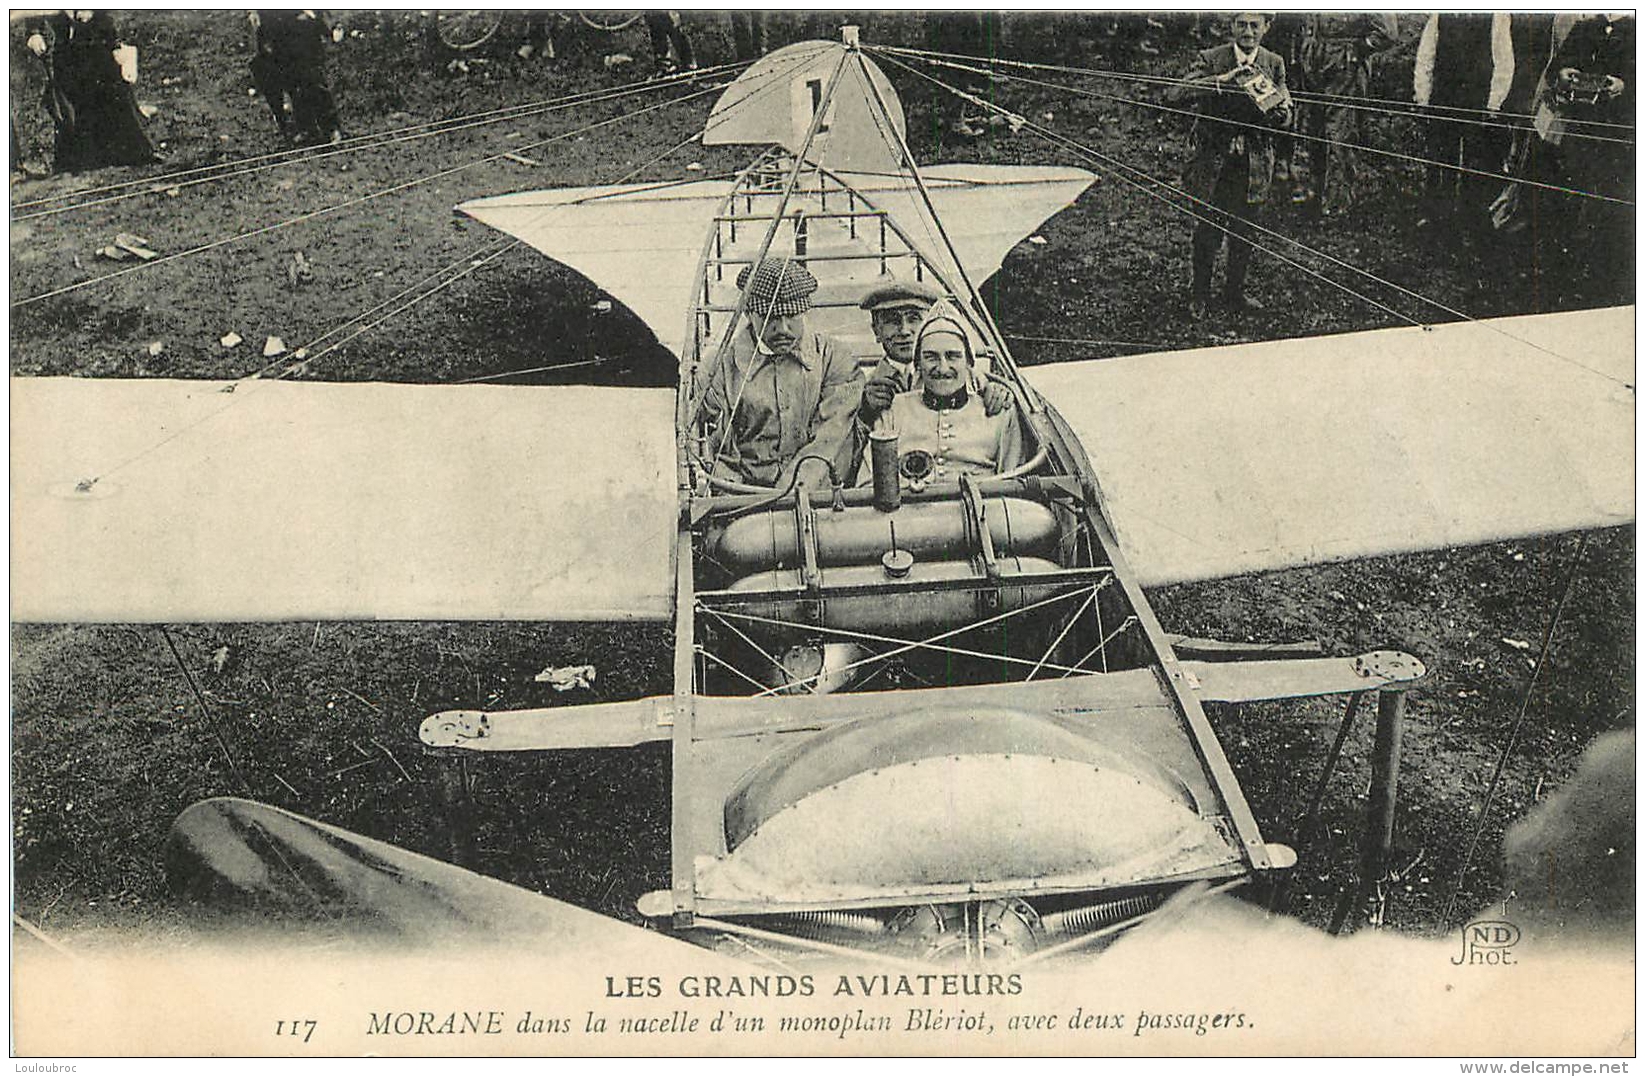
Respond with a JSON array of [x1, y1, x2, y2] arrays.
[[1172, 12, 1294, 318], [1413, 14, 1513, 230], [250, 10, 342, 147]]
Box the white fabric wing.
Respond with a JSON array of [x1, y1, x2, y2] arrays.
[[12, 378, 679, 622], [458, 180, 733, 358], [1028, 307, 1634, 587]]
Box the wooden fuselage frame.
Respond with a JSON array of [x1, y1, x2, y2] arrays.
[[664, 142, 1274, 925]]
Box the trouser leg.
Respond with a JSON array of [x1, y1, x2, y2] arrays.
[[1219, 155, 1256, 301], [250, 54, 290, 140], [1224, 210, 1257, 300], [670, 21, 694, 68], [1191, 218, 1222, 301], [294, 76, 340, 142], [646, 14, 673, 72]]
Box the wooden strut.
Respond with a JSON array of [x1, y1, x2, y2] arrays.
[[433, 754, 477, 869], [1268, 690, 1364, 915], [1330, 686, 1410, 934]]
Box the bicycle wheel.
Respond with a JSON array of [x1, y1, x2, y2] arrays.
[[577, 11, 642, 33], [434, 11, 503, 51]]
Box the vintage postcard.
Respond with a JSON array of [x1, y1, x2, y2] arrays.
[[9, 9, 1633, 1059]]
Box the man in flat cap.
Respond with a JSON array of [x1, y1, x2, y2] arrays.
[[698, 257, 864, 490], [857, 276, 1012, 424]]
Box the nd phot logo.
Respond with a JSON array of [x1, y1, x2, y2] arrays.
[[1451, 919, 1520, 966]]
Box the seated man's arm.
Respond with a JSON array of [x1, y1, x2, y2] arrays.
[[993, 403, 1030, 475], [696, 354, 747, 481], [780, 339, 866, 490], [979, 374, 1016, 416]]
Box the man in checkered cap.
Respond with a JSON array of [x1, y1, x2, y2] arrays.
[[698, 257, 864, 489], [856, 275, 1014, 425]]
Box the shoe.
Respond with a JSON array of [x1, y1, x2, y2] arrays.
[[1188, 296, 1210, 320], [1222, 294, 1264, 315]]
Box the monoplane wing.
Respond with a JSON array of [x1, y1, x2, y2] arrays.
[[464, 43, 1097, 359], [1028, 306, 1634, 587], [457, 179, 734, 359], [838, 163, 1096, 299], [11, 378, 678, 622]]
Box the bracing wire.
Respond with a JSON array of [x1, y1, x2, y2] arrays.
[[875, 52, 1419, 324], [1004, 333, 1169, 351], [1440, 534, 1591, 927], [871, 43, 1637, 135], [873, 50, 1635, 390], [257, 235, 525, 380], [12, 81, 727, 309], [66, 48, 805, 488], [12, 57, 757, 217], [900, 50, 1633, 206], [277, 46, 818, 376]]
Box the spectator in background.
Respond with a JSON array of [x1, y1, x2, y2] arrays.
[[1548, 11, 1632, 197], [1412, 14, 1514, 231], [250, 10, 342, 147], [1172, 11, 1293, 318], [644, 11, 695, 78], [26, 10, 157, 172], [927, 12, 1003, 139], [730, 11, 767, 63], [1263, 12, 1309, 183], [1493, 14, 1632, 236], [1298, 13, 1400, 217]]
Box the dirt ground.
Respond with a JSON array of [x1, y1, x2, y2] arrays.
[[8, 12, 1635, 945]]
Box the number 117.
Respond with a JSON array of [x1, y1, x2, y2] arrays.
[[275, 1019, 317, 1043]]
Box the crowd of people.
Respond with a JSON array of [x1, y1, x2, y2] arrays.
[[15, 8, 347, 170], [11, 11, 1632, 326], [10, 10, 776, 173], [1165, 10, 1632, 318]]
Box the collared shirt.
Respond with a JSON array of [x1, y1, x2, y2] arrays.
[[699, 324, 864, 487], [872, 389, 1026, 486], [870, 353, 916, 392], [1233, 42, 1257, 67]]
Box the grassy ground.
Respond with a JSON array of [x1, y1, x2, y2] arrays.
[[9, 11, 1634, 944]]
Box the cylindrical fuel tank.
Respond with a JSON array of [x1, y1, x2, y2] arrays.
[[710, 497, 1059, 575], [722, 556, 1065, 639]]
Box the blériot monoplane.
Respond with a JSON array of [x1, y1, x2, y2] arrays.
[[11, 28, 1634, 969]]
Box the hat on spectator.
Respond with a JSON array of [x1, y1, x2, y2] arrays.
[[858, 275, 944, 313], [737, 257, 818, 317]]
